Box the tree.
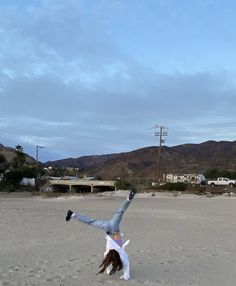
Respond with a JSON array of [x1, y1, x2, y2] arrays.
[[12, 145, 26, 169], [15, 145, 24, 153], [205, 168, 236, 179], [5, 169, 23, 185], [0, 153, 7, 165], [0, 153, 9, 177]]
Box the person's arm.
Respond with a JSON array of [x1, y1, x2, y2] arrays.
[[120, 255, 130, 280], [105, 236, 131, 280]]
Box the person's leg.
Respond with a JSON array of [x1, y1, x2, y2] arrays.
[[109, 187, 137, 232], [65, 187, 137, 234], [109, 199, 131, 231], [66, 210, 111, 232]]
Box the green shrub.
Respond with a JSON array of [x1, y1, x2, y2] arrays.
[[22, 167, 36, 178], [205, 168, 236, 179], [0, 181, 8, 191], [5, 170, 23, 185], [115, 179, 132, 190], [158, 182, 188, 192]]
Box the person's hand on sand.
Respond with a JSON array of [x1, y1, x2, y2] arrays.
[[120, 274, 130, 280]]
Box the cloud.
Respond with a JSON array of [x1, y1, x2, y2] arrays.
[[0, 0, 236, 161]]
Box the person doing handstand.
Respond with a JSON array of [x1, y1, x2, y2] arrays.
[[65, 188, 137, 280]]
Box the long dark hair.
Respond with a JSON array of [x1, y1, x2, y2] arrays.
[[97, 249, 123, 275]]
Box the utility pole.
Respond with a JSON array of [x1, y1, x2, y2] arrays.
[[36, 145, 45, 181], [155, 125, 168, 184]]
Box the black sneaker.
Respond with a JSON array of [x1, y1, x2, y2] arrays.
[[129, 187, 137, 200], [66, 210, 73, 221]]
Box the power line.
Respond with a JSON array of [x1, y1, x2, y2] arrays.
[[148, 123, 236, 131], [168, 123, 236, 129]]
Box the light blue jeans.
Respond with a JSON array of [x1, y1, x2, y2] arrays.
[[73, 198, 131, 234]]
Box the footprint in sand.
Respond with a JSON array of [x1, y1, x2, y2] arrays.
[[8, 264, 23, 272], [46, 275, 62, 282], [26, 267, 41, 278], [68, 257, 79, 263], [2, 282, 10, 286]]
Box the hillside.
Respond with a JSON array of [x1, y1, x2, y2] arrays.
[[0, 144, 35, 165], [45, 140, 236, 180], [2, 141, 236, 180]]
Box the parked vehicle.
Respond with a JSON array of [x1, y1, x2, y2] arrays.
[[207, 177, 236, 187]]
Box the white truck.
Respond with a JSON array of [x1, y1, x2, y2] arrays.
[[207, 177, 236, 187]]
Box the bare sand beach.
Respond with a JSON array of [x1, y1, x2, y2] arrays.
[[0, 192, 236, 286]]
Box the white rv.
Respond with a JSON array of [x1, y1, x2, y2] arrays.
[[164, 173, 206, 184]]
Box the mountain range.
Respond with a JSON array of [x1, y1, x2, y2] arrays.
[[1, 141, 236, 180], [45, 140, 236, 180]]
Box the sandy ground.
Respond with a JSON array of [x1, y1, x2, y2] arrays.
[[0, 191, 236, 286]]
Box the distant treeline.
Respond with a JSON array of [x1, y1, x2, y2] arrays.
[[204, 169, 236, 179]]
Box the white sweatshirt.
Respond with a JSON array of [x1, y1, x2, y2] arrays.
[[104, 235, 130, 280]]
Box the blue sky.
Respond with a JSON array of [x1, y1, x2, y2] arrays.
[[0, 0, 236, 162]]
